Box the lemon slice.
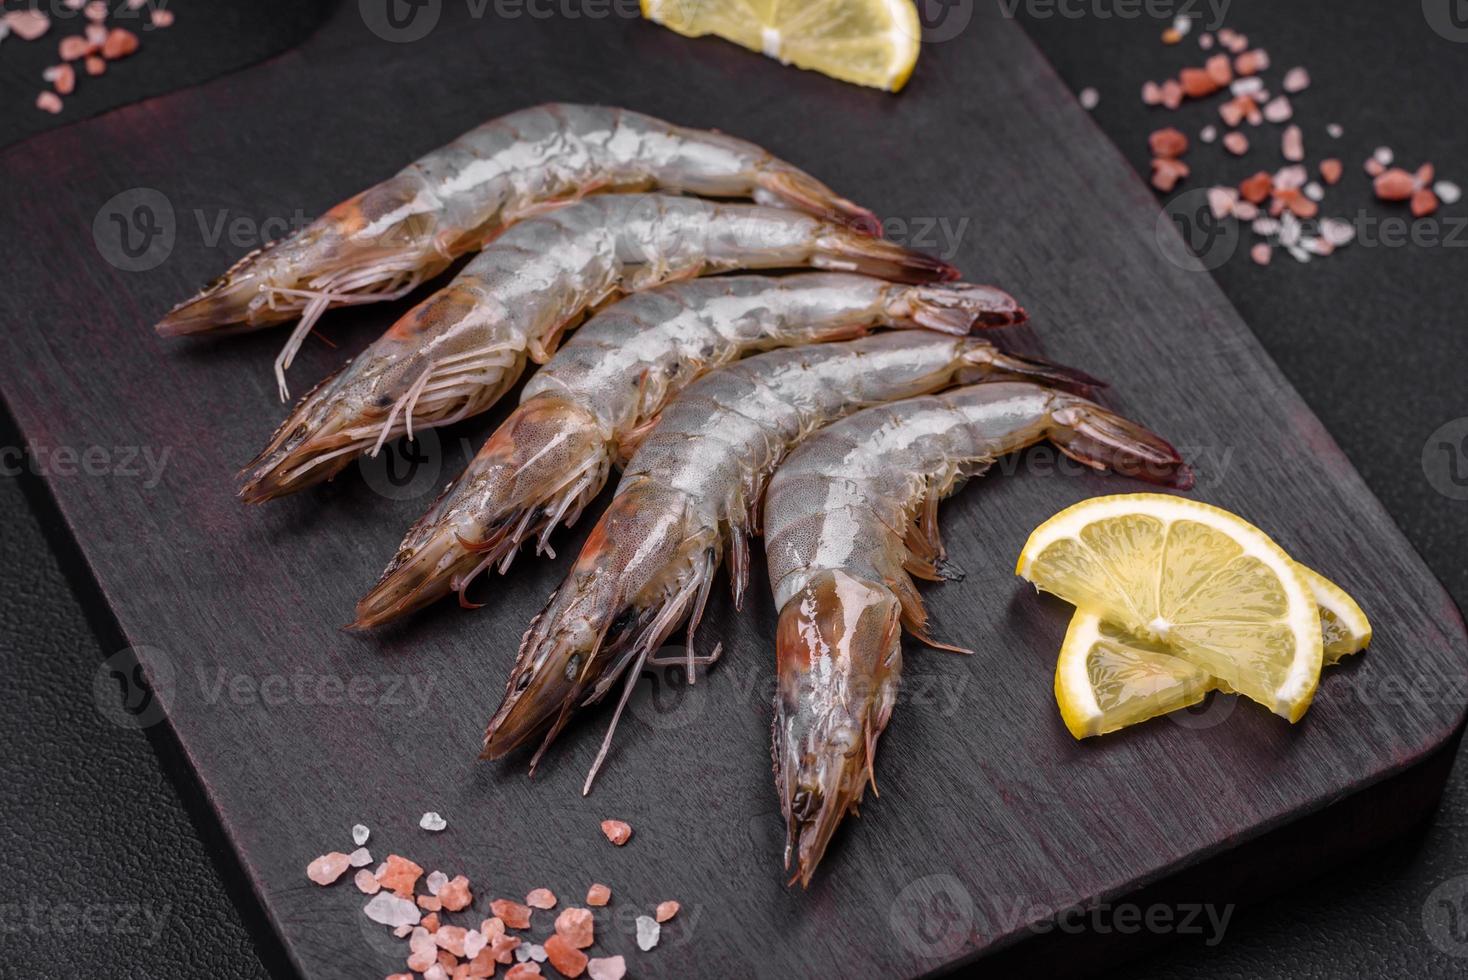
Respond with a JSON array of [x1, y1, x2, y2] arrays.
[[1018, 494, 1323, 721], [642, 0, 922, 92], [1302, 563, 1372, 664], [1055, 614, 1213, 738]]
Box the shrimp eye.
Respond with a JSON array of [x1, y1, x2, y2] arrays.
[[514, 671, 531, 694]]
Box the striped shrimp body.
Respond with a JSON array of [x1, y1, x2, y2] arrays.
[[480, 335, 1103, 792], [239, 195, 954, 503], [351, 272, 1026, 628], [762, 383, 1193, 885], [156, 103, 878, 391]]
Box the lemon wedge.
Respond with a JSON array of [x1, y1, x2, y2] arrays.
[[1018, 494, 1323, 722], [641, 0, 923, 92], [1056, 565, 1371, 738]]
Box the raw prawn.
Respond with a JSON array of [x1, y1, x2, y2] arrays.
[[352, 272, 1025, 628], [479, 334, 1102, 792], [238, 194, 955, 503], [761, 382, 1192, 884], [156, 103, 878, 398]]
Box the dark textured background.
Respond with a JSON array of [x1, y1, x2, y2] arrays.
[[1, 0, 1465, 977]]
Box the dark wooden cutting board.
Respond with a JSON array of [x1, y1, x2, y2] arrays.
[[2, 3, 1464, 977]]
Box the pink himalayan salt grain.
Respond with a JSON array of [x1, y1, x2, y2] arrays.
[[306, 852, 352, 885], [1262, 96, 1293, 124], [600, 820, 632, 845], [1283, 66, 1310, 92], [656, 900, 680, 922], [6, 9, 50, 41], [150, 8, 175, 28], [1223, 131, 1249, 156], [555, 907, 595, 949], [52, 64, 75, 95], [435, 925, 471, 957], [354, 869, 380, 894], [60, 35, 93, 61], [491, 899, 533, 930], [587, 956, 627, 980], [586, 883, 611, 906], [526, 888, 557, 910], [506, 964, 543, 979], [1282, 125, 1304, 163], [1250, 243, 1272, 266], [85, 55, 106, 76], [439, 874, 473, 912], [544, 934, 588, 978], [376, 854, 424, 898]]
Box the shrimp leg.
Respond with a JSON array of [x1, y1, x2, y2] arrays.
[[238, 195, 955, 503], [762, 383, 1193, 885], [156, 103, 878, 349], [352, 272, 1026, 628], [478, 333, 1104, 792]]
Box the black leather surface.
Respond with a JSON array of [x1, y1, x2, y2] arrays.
[[2, 1, 1466, 977]]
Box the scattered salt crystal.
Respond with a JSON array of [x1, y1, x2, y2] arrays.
[[352, 824, 370, 846], [526, 943, 548, 963], [364, 892, 422, 928], [1274, 165, 1307, 190], [1231, 77, 1263, 96], [1282, 125, 1304, 162], [1435, 181, 1462, 205], [1321, 218, 1356, 246], [1278, 213, 1302, 247], [1303, 237, 1334, 256], [1365, 157, 1385, 177], [1142, 81, 1162, 106], [1262, 96, 1293, 124], [150, 8, 175, 28], [1250, 243, 1272, 266], [655, 901, 681, 923], [6, 9, 50, 41], [635, 915, 661, 951], [1200, 124, 1218, 144], [1199, 32, 1214, 50], [42, 65, 62, 82], [438, 874, 473, 912], [84, 1, 107, 21], [1223, 131, 1249, 156], [515, 944, 532, 963], [1374, 146, 1394, 166], [354, 869, 381, 894], [1207, 187, 1237, 219], [586, 883, 611, 906], [1252, 217, 1280, 237], [1283, 67, 1310, 93], [588, 956, 628, 980], [420, 811, 447, 832], [555, 907, 596, 949], [1286, 244, 1312, 264], [393, 923, 414, 939], [1173, 15, 1192, 35], [348, 847, 372, 868], [427, 870, 449, 895], [527, 888, 557, 909], [35, 91, 63, 114], [1232, 200, 1260, 221], [423, 965, 448, 980], [1327, 123, 1343, 139], [307, 852, 352, 886], [1304, 182, 1324, 202], [600, 820, 632, 846], [1079, 87, 1099, 110]]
